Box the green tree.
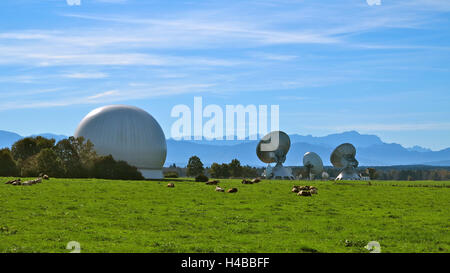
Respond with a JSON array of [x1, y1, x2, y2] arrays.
[[20, 155, 39, 177], [241, 165, 259, 178], [209, 163, 220, 178], [229, 159, 243, 178], [54, 138, 82, 177], [365, 168, 378, 180], [0, 148, 19, 176], [12, 136, 55, 161], [69, 136, 97, 169], [53, 137, 96, 178], [209, 163, 230, 178], [36, 148, 64, 177], [187, 156, 204, 177]]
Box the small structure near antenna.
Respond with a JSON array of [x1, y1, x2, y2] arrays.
[[303, 152, 324, 180], [330, 143, 361, 181], [257, 131, 294, 180]]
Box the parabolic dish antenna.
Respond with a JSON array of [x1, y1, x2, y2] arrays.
[[256, 131, 291, 164], [330, 143, 361, 181], [256, 131, 294, 180], [303, 152, 324, 180]]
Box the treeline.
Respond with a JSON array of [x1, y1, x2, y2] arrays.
[[314, 167, 449, 181], [373, 169, 450, 181], [0, 136, 143, 180], [347, 167, 450, 181], [291, 166, 450, 181], [208, 159, 260, 178], [174, 156, 260, 179], [166, 159, 450, 181]]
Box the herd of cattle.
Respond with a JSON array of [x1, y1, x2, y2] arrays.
[[167, 178, 318, 197], [5, 175, 50, 186], [4, 175, 318, 196]]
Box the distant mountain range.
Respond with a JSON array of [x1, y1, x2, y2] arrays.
[[1, 130, 449, 167], [171, 131, 450, 166], [0, 130, 67, 149]]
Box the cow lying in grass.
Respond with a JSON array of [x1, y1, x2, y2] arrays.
[[252, 178, 261, 183], [292, 185, 318, 196], [23, 178, 42, 186], [5, 179, 21, 185], [298, 190, 312, 197], [6, 178, 42, 186]]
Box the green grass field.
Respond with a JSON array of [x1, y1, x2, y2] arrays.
[[0, 177, 449, 253]]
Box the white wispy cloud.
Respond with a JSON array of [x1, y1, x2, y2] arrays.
[[252, 52, 299, 61], [0, 1, 446, 69], [87, 90, 120, 100], [62, 13, 339, 46], [0, 44, 241, 67], [0, 0, 449, 110], [63, 72, 109, 79], [0, 88, 62, 99], [0, 75, 37, 84], [278, 96, 310, 101], [0, 83, 217, 110]]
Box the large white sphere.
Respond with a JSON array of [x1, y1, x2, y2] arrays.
[[74, 105, 167, 179]]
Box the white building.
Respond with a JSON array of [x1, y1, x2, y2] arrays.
[[75, 105, 167, 179]]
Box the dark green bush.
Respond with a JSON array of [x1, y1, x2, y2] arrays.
[[195, 174, 209, 182], [164, 171, 179, 178], [92, 155, 144, 180], [0, 148, 19, 176]]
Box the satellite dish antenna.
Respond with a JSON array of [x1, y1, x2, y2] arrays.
[[330, 143, 361, 181], [303, 152, 324, 180], [257, 131, 294, 180]]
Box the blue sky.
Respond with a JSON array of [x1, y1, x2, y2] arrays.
[[0, 0, 449, 150]]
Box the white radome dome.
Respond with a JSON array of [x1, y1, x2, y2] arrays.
[[74, 105, 167, 179]]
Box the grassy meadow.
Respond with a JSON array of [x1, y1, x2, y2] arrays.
[[0, 177, 449, 253]]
